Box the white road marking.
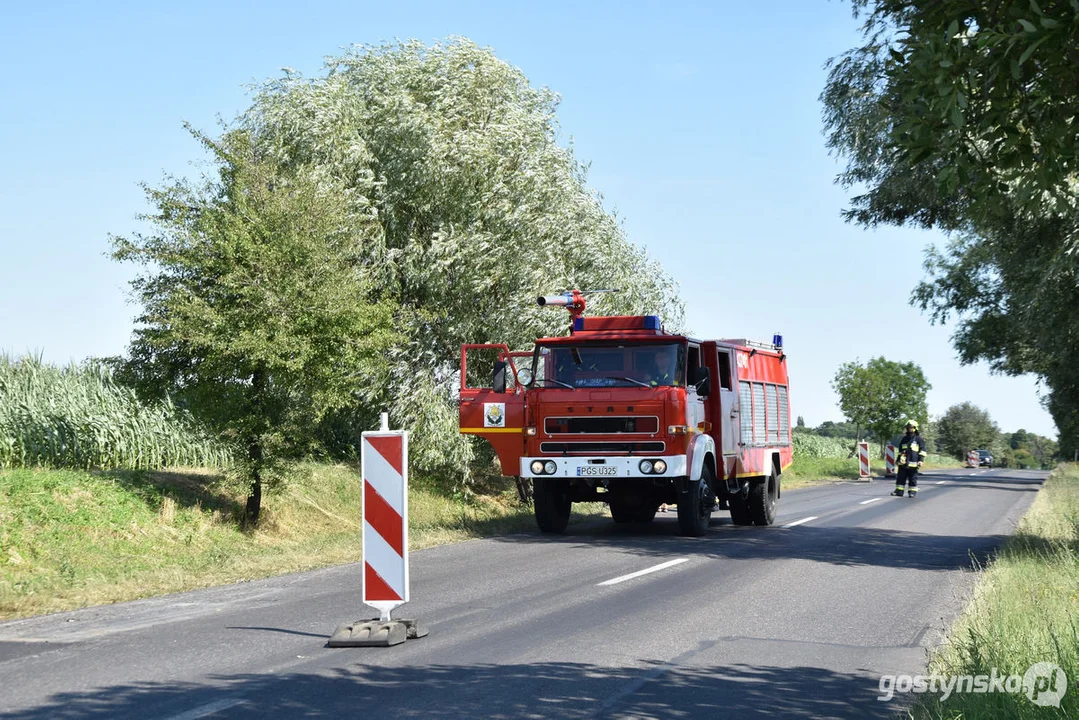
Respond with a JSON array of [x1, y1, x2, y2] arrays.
[[598, 558, 689, 586], [936, 480, 947, 485], [859, 497, 883, 505], [782, 516, 818, 528], [165, 699, 246, 720]]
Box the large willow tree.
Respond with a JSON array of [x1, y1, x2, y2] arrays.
[[241, 39, 685, 483], [119, 38, 685, 496]]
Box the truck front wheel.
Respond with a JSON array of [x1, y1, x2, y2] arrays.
[[534, 478, 571, 534], [677, 464, 716, 537]]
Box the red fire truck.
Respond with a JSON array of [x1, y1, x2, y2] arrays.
[[458, 291, 793, 537]]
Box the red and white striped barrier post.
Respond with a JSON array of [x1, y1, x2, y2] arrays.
[[967, 449, 978, 467], [329, 413, 428, 648], [885, 444, 896, 477], [858, 441, 871, 481], [362, 425, 409, 619]]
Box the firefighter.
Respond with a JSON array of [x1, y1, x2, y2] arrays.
[[648, 349, 679, 387], [892, 420, 927, 497]]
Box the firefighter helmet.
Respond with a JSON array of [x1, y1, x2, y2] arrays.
[[905, 419, 919, 431]]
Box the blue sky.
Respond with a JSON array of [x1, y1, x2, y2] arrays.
[[0, 0, 1056, 438]]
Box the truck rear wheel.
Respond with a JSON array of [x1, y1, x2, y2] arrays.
[[748, 470, 778, 526], [534, 478, 571, 534], [677, 464, 715, 537], [728, 489, 752, 525]]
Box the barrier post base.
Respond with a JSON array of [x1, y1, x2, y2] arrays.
[[327, 618, 428, 648]]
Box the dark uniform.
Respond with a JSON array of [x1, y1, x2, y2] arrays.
[[893, 426, 927, 497]]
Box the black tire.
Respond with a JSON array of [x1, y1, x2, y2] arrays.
[[677, 464, 716, 537], [748, 470, 778, 526], [728, 490, 752, 525], [609, 497, 659, 524], [533, 478, 571, 534]]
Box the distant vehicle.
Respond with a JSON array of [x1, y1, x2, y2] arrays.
[[977, 450, 993, 468]]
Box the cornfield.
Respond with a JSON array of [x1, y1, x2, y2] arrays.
[[0, 354, 232, 470], [792, 433, 853, 459]]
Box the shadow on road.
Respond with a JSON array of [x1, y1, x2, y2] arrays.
[[495, 522, 1010, 573], [0, 658, 905, 720], [484, 472, 1046, 573]]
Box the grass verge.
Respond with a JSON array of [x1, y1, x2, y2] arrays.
[[0, 464, 606, 620], [908, 463, 1078, 719]]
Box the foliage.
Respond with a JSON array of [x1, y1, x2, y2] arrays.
[[0, 354, 229, 471], [822, 0, 1079, 227], [936, 402, 1001, 459], [792, 433, 853, 459], [812, 419, 864, 440], [832, 357, 930, 451], [821, 1, 1072, 451], [112, 128, 399, 524], [999, 428, 1057, 468], [230, 38, 685, 486]]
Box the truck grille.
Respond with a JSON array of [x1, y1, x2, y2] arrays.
[[544, 416, 659, 434], [540, 441, 666, 455]]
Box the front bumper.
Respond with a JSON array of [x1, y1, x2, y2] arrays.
[[520, 455, 687, 479]]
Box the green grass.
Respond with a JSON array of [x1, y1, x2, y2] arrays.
[[909, 464, 1079, 719], [0, 464, 606, 619]]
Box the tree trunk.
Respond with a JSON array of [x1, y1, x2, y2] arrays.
[[245, 465, 262, 527], [244, 367, 266, 528]]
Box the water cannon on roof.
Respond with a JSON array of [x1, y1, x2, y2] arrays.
[[536, 289, 619, 318]]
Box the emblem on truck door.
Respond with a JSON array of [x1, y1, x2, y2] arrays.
[[484, 403, 506, 428]]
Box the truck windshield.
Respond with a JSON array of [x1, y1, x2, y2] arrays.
[[531, 342, 685, 389]]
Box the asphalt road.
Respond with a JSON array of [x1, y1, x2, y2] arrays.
[[0, 466, 1047, 719]]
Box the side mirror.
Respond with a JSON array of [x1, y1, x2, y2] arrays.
[[492, 361, 507, 394], [693, 367, 711, 397]]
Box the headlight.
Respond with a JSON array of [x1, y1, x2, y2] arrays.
[[544, 460, 557, 474], [517, 368, 534, 386], [639, 460, 653, 474], [531, 460, 544, 474], [653, 460, 667, 474]]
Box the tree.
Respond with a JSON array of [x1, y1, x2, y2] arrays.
[[937, 403, 1000, 460], [821, 1, 1071, 450], [813, 420, 862, 440], [796, 415, 806, 428], [112, 128, 399, 525], [832, 357, 930, 453], [1003, 428, 1057, 467], [235, 38, 686, 485]]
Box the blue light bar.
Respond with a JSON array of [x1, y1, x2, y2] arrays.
[[643, 315, 661, 330], [572, 317, 585, 331], [773, 333, 783, 348]]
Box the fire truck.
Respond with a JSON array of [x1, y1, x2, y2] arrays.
[[458, 291, 793, 537]]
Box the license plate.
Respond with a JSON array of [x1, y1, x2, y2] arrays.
[[577, 466, 616, 476]]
